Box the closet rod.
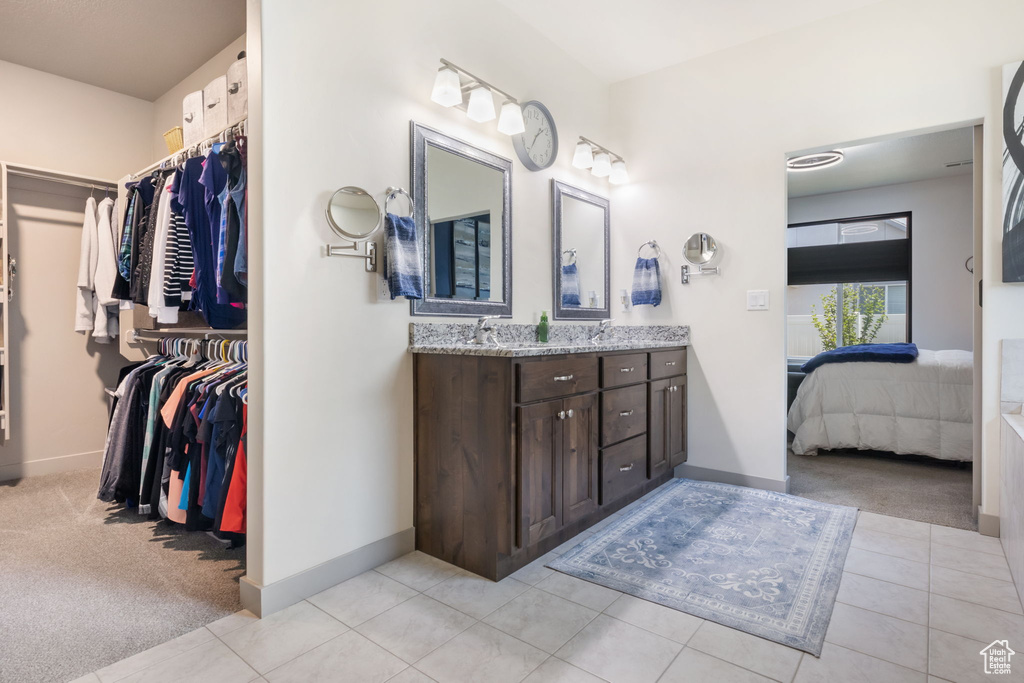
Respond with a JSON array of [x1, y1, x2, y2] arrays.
[[6, 164, 118, 191], [130, 119, 247, 180], [128, 327, 248, 343]]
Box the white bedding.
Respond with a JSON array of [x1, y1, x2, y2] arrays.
[[787, 349, 973, 461]]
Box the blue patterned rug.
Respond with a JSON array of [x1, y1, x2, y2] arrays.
[[548, 479, 857, 655]]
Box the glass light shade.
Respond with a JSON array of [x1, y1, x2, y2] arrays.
[[497, 101, 525, 135], [609, 159, 630, 184], [430, 67, 462, 107], [591, 152, 612, 177], [572, 141, 594, 169], [466, 87, 496, 122]]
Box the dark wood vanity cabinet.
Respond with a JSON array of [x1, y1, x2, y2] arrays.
[[413, 346, 687, 580]]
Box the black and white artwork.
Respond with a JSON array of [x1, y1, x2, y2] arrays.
[[1003, 60, 1024, 282]]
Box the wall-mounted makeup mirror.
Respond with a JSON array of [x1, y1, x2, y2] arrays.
[[552, 180, 610, 319], [411, 122, 512, 317], [326, 186, 381, 241], [681, 232, 721, 284]]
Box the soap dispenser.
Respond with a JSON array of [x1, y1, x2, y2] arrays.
[[537, 311, 549, 343]]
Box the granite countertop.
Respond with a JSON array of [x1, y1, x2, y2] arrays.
[[409, 323, 689, 357]]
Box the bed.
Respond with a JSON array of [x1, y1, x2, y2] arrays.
[[787, 349, 973, 461]]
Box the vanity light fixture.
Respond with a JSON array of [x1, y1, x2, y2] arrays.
[[574, 136, 629, 183], [787, 150, 845, 171], [430, 59, 524, 135]]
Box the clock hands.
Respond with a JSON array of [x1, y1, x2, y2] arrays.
[[531, 127, 547, 147]]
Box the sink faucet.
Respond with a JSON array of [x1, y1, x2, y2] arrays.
[[589, 318, 615, 344], [468, 315, 501, 345]]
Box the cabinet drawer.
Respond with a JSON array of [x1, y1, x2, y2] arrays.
[[517, 356, 599, 404], [601, 353, 648, 388], [601, 436, 647, 505], [650, 349, 686, 379], [601, 384, 647, 446]]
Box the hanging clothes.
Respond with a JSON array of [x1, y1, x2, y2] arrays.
[[74, 195, 118, 343], [74, 196, 99, 334], [94, 196, 120, 341]]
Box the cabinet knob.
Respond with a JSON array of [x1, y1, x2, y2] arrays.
[[567, 409, 574, 418], [619, 463, 635, 472], [558, 410, 566, 420], [553, 374, 574, 382], [619, 367, 634, 373], [619, 409, 634, 417]]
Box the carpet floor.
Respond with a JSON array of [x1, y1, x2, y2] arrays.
[[0, 467, 244, 683], [787, 448, 975, 531]]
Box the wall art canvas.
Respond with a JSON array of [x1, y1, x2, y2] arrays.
[[1003, 60, 1024, 281]]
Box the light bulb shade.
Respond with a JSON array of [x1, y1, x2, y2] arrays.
[[609, 159, 629, 184], [572, 141, 594, 169], [591, 152, 612, 177], [466, 87, 496, 122], [430, 67, 462, 107], [497, 101, 525, 135]]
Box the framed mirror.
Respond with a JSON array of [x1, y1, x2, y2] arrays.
[[411, 122, 512, 317], [325, 186, 381, 241], [683, 232, 718, 265], [552, 180, 610, 320]]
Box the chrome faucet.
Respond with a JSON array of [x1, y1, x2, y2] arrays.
[[589, 318, 615, 344], [467, 315, 501, 345]]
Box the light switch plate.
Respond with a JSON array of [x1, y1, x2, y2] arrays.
[[747, 289, 769, 311]]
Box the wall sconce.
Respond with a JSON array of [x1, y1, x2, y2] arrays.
[[572, 136, 629, 184], [430, 59, 525, 135]]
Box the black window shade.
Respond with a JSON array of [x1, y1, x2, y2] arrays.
[[788, 240, 910, 286]]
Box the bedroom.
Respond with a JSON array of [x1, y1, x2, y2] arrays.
[[785, 126, 979, 529]]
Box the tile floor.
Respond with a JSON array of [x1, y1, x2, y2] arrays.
[[69, 503, 1024, 683]]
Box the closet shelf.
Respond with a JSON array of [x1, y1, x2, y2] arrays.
[[128, 327, 248, 343]]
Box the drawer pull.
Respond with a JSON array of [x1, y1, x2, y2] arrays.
[[557, 410, 566, 420], [619, 367, 635, 373], [553, 374, 574, 382], [619, 409, 634, 417], [566, 409, 574, 418], [665, 361, 677, 366], [619, 463, 635, 472]]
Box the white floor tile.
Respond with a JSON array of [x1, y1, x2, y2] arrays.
[[521, 657, 606, 683], [67, 674, 102, 683], [851, 527, 931, 563], [508, 552, 558, 586], [929, 565, 1024, 614], [824, 603, 928, 673], [793, 642, 926, 683], [375, 551, 463, 592], [308, 569, 418, 627], [263, 631, 406, 683], [835, 572, 929, 625], [856, 512, 930, 541], [930, 542, 1013, 582], [424, 573, 530, 620], [416, 622, 547, 683], [483, 588, 599, 654], [535, 572, 620, 612], [355, 594, 476, 664], [686, 621, 802, 682], [927, 629, 995, 683], [930, 525, 1004, 557], [659, 648, 773, 682], [115, 639, 258, 683], [602, 594, 703, 644], [207, 610, 259, 638], [555, 614, 681, 683], [387, 669, 437, 683], [843, 547, 930, 590], [553, 530, 596, 556], [219, 601, 348, 674], [929, 593, 1024, 645], [95, 626, 215, 682]]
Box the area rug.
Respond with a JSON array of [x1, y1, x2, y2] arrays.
[[547, 479, 857, 655]]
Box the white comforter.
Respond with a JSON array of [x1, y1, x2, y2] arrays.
[[787, 349, 973, 461]]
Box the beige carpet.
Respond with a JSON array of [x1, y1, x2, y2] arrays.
[[0, 467, 244, 683], [787, 449, 975, 531]]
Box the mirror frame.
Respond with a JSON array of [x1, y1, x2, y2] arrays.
[[410, 122, 513, 317], [683, 232, 718, 266], [552, 180, 610, 320]]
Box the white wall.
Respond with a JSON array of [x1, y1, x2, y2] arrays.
[[256, 0, 610, 586], [608, 0, 1024, 517], [788, 174, 974, 351]]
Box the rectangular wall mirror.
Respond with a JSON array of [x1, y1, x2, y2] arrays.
[[411, 122, 512, 317], [552, 180, 610, 320]]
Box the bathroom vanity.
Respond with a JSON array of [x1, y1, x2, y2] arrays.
[[411, 323, 689, 581]]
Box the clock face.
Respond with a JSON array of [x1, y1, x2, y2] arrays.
[[513, 101, 558, 171]]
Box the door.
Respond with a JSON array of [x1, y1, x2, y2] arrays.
[[562, 393, 598, 524], [668, 376, 687, 467], [648, 378, 671, 477], [518, 400, 563, 547]]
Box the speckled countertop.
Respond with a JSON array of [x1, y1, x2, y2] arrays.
[[409, 323, 689, 357]]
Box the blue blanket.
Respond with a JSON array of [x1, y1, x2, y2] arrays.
[[801, 343, 919, 373]]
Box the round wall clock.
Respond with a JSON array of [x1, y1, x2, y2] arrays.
[[512, 101, 558, 171]]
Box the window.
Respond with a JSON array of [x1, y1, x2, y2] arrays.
[[787, 213, 911, 358]]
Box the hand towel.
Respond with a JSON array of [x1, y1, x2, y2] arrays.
[[631, 257, 662, 307], [561, 263, 582, 306], [383, 212, 424, 300]]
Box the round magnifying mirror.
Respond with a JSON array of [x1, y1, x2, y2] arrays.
[[326, 186, 381, 241], [683, 232, 718, 266]]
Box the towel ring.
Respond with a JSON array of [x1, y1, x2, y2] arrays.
[[637, 240, 662, 259], [385, 186, 415, 217], [562, 248, 577, 266]]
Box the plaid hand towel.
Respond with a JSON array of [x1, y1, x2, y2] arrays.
[[561, 263, 582, 307], [631, 257, 662, 306], [383, 213, 424, 300]]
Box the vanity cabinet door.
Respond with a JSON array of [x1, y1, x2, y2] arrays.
[[668, 376, 687, 467], [562, 393, 599, 525], [518, 400, 563, 547], [648, 378, 671, 478]]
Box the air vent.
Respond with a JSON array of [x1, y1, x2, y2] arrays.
[[945, 159, 974, 168]]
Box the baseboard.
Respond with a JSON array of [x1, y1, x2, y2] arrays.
[[240, 527, 415, 617], [0, 450, 104, 482], [674, 463, 790, 493], [979, 507, 1001, 537]]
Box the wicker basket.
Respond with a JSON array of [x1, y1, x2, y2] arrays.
[[163, 126, 184, 154]]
